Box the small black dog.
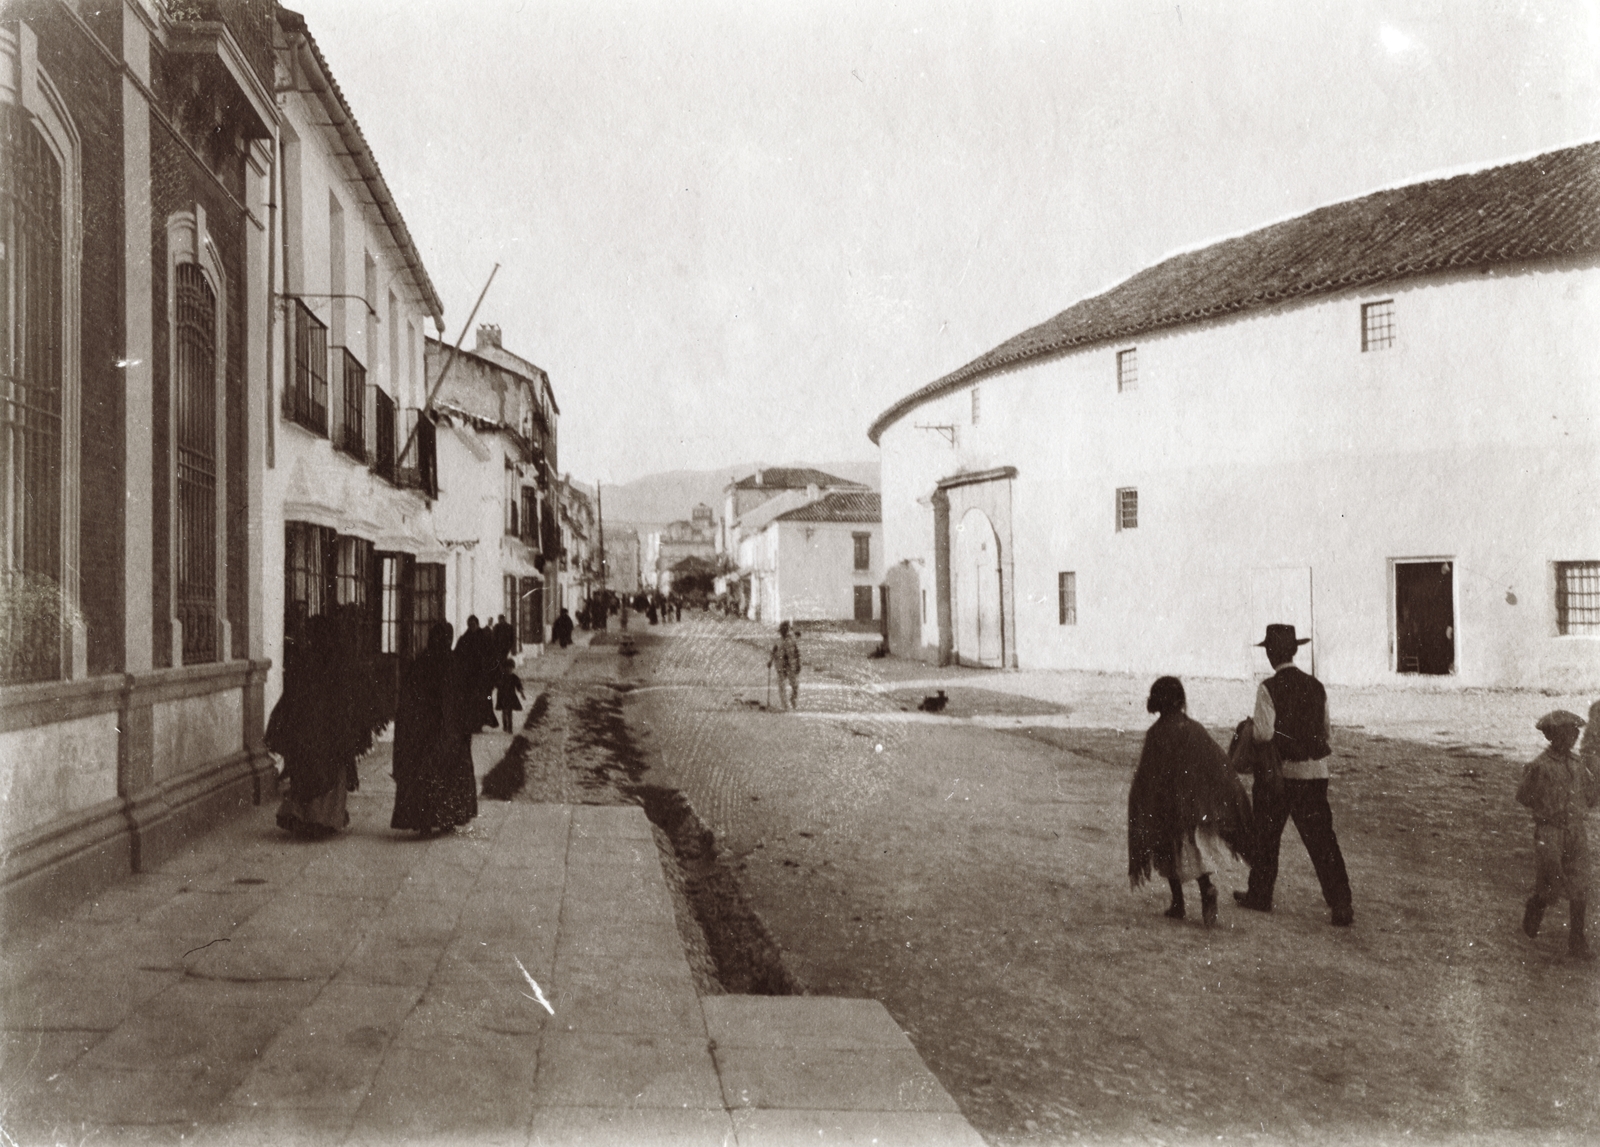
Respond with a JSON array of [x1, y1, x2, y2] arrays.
[[918, 690, 948, 713]]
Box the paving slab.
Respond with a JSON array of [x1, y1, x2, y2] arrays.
[[0, 724, 986, 1147]]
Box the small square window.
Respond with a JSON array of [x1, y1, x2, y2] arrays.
[[971, 386, 980, 425], [1556, 561, 1600, 635], [1117, 348, 1138, 392], [1058, 572, 1077, 625], [1362, 300, 1395, 352], [1117, 488, 1138, 531]]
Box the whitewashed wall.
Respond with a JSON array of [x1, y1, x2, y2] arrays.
[[878, 258, 1600, 690]]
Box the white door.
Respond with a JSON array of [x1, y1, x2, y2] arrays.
[[954, 509, 1003, 668]]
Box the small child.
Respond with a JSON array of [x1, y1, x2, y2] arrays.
[[1517, 709, 1600, 960], [494, 658, 525, 734]]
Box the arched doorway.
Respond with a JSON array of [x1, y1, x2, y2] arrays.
[[953, 508, 1003, 667]]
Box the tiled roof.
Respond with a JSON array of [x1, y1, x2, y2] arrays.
[[732, 467, 868, 491], [869, 140, 1600, 443], [776, 492, 882, 524]]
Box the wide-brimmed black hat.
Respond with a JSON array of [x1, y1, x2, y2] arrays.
[[1256, 623, 1311, 649]]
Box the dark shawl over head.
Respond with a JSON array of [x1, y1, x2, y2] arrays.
[[391, 622, 479, 831], [1128, 712, 1253, 886], [266, 614, 351, 803]]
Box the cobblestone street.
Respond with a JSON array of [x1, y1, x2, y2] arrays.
[[614, 616, 1600, 1145]]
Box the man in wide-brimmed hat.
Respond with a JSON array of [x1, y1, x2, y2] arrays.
[[1234, 624, 1355, 926]]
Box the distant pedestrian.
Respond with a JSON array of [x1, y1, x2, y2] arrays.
[[391, 621, 478, 835], [1128, 676, 1253, 925], [455, 615, 498, 731], [674, 596, 682, 622], [494, 658, 525, 734], [1234, 624, 1354, 926], [770, 620, 801, 710], [552, 607, 574, 648], [1518, 709, 1599, 959], [493, 613, 515, 660]]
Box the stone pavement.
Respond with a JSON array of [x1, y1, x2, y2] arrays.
[[0, 657, 982, 1147]]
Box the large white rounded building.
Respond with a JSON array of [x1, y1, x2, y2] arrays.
[[870, 142, 1600, 691]]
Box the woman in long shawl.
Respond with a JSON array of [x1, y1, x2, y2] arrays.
[[267, 614, 354, 838], [391, 621, 479, 834], [1128, 676, 1253, 925]]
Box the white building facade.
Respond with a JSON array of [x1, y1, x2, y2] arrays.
[[743, 494, 883, 625], [872, 143, 1600, 690], [265, 10, 447, 722]]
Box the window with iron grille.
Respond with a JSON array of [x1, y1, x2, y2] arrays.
[[1117, 347, 1138, 392], [284, 521, 334, 639], [285, 299, 328, 434], [1, 104, 65, 683], [519, 577, 543, 645], [505, 467, 519, 537], [175, 262, 218, 663], [397, 409, 437, 498], [1058, 571, 1077, 625], [373, 387, 396, 481], [1556, 561, 1600, 636], [408, 561, 445, 656], [378, 552, 406, 655], [853, 532, 871, 571], [334, 535, 376, 655], [336, 348, 365, 459], [1361, 300, 1395, 352], [970, 386, 980, 425], [1117, 487, 1138, 531], [521, 488, 538, 544]]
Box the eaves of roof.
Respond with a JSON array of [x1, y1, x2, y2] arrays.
[[278, 8, 445, 321], [868, 140, 1600, 444]]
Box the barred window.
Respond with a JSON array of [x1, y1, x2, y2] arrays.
[[285, 299, 328, 434], [1, 103, 65, 682], [1058, 571, 1077, 625], [521, 487, 538, 543], [1117, 487, 1138, 531], [1556, 561, 1600, 636], [378, 552, 406, 655], [373, 387, 396, 481], [408, 561, 445, 655], [1362, 300, 1395, 352], [853, 532, 871, 571], [336, 348, 365, 459], [285, 521, 333, 636], [1117, 347, 1138, 392], [970, 386, 980, 425], [175, 262, 218, 664]]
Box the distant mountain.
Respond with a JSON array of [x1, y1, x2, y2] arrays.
[[600, 460, 878, 529]]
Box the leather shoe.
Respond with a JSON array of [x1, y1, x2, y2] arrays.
[[1331, 904, 1354, 927], [1233, 891, 1271, 912]]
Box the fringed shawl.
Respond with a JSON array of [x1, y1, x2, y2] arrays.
[[1128, 713, 1253, 886]]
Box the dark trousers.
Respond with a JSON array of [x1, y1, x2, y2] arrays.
[[500, 708, 516, 733], [1245, 778, 1352, 910]]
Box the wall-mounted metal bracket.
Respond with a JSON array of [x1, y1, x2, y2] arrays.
[[915, 423, 957, 445]]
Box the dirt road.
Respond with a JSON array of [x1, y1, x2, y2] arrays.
[[616, 616, 1599, 1146]]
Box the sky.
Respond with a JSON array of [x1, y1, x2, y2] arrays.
[[292, 0, 1600, 486]]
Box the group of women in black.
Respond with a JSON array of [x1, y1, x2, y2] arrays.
[[266, 615, 481, 840]]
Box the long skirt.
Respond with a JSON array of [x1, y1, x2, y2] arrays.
[[277, 783, 349, 838], [1159, 829, 1233, 884], [390, 743, 478, 833]]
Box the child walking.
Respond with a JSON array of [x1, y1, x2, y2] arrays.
[[1517, 709, 1600, 960], [494, 659, 525, 734]]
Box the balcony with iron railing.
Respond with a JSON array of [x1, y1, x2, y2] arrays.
[[334, 348, 366, 462], [283, 299, 329, 437]]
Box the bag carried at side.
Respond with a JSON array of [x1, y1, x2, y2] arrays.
[[1229, 717, 1283, 800]]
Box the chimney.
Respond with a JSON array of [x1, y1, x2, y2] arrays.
[[476, 324, 502, 350], [806, 483, 819, 502], [754, 469, 762, 487]]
